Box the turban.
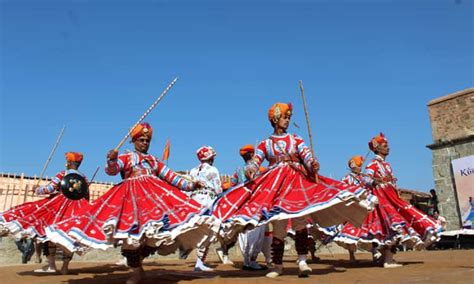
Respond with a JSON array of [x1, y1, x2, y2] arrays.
[[131, 122, 153, 141], [368, 132, 388, 152], [348, 155, 364, 169], [197, 146, 217, 161], [268, 102, 293, 122], [239, 144, 255, 156], [65, 152, 83, 163]]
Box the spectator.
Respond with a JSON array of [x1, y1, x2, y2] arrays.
[[428, 189, 439, 216], [15, 237, 34, 264], [433, 210, 447, 231]]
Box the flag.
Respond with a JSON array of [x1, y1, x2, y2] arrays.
[[162, 138, 170, 161]]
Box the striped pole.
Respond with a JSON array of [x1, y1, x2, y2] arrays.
[[115, 77, 179, 151]]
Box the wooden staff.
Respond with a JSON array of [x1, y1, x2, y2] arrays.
[[89, 166, 100, 184], [114, 77, 179, 151], [32, 125, 66, 196], [299, 80, 319, 183]]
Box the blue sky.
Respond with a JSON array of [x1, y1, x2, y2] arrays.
[[1, 0, 472, 190]]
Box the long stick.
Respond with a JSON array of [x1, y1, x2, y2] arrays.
[[36, 125, 66, 187], [89, 166, 100, 184], [299, 80, 319, 183], [114, 77, 179, 151]]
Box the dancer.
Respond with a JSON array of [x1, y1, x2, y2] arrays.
[[0, 152, 90, 274], [334, 133, 440, 268], [231, 144, 271, 270], [47, 123, 218, 284], [335, 155, 371, 262], [212, 102, 373, 278], [189, 146, 231, 270]]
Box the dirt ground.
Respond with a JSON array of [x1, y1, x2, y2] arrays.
[[0, 250, 472, 284]]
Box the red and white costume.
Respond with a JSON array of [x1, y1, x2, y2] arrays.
[[46, 150, 219, 255], [334, 154, 440, 251], [0, 169, 90, 242], [212, 133, 372, 242]]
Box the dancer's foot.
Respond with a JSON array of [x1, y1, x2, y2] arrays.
[[116, 257, 128, 266], [222, 255, 234, 265], [33, 265, 57, 273], [383, 262, 403, 268], [266, 264, 283, 278], [215, 248, 225, 263], [194, 264, 214, 272], [298, 260, 312, 278]]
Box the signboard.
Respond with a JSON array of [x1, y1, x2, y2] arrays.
[[451, 155, 474, 228]]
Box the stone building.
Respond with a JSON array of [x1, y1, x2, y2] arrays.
[[427, 87, 474, 230]]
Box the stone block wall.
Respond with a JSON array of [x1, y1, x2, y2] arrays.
[[427, 87, 474, 230], [428, 88, 474, 142], [430, 140, 474, 230]]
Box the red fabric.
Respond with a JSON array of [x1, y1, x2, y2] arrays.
[[49, 175, 207, 248], [196, 146, 216, 161], [213, 164, 367, 231], [1, 194, 90, 240], [336, 183, 438, 249], [335, 157, 439, 250], [368, 132, 388, 152]]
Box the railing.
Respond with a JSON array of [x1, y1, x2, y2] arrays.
[[0, 172, 113, 211]]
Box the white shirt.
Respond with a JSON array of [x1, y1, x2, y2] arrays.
[[189, 162, 222, 195]]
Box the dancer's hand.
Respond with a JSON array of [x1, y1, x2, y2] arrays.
[[107, 149, 118, 161], [311, 160, 320, 174], [193, 181, 205, 189], [31, 185, 39, 193], [245, 168, 256, 180]]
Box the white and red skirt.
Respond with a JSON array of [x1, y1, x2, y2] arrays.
[[0, 194, 90, 242], [334, 183, 440, 251], [46, 175, 219, 255], [211, 163, 374, 242]]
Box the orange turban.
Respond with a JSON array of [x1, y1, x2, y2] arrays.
[[268, 102, 293, 122], [239, 144, 255, 156], [65, 152, 83, 163], [131, 122, 153, 141], [348, 155, 364, 168], [368, 132, 388, 152]]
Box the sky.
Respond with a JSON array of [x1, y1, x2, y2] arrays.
[[1, 0, 473, 190]]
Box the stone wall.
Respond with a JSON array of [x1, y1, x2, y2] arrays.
[[428, 88, 474, 142], [429, 140, 474, 230], [427, 87, 474, 230]]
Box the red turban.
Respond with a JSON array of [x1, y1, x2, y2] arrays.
[[239, 144, 255, 156], [65, 152, 83, 163], [197, 146, 217, 161], [131, 122, 153, 141], [368, 133, 388, 152], [348, 155, 364, 168], [268, 102, 293, 122]]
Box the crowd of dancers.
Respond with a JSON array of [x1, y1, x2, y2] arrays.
[[0, 102, 441, 283]]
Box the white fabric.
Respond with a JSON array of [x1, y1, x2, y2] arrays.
[[190, 163, 222, 195], [238, 225, 266, 265], [272, 217, 307, 240], [440, 229, 474, 236]]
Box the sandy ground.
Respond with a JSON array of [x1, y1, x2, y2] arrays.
[[0, 250, 472, 284]]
